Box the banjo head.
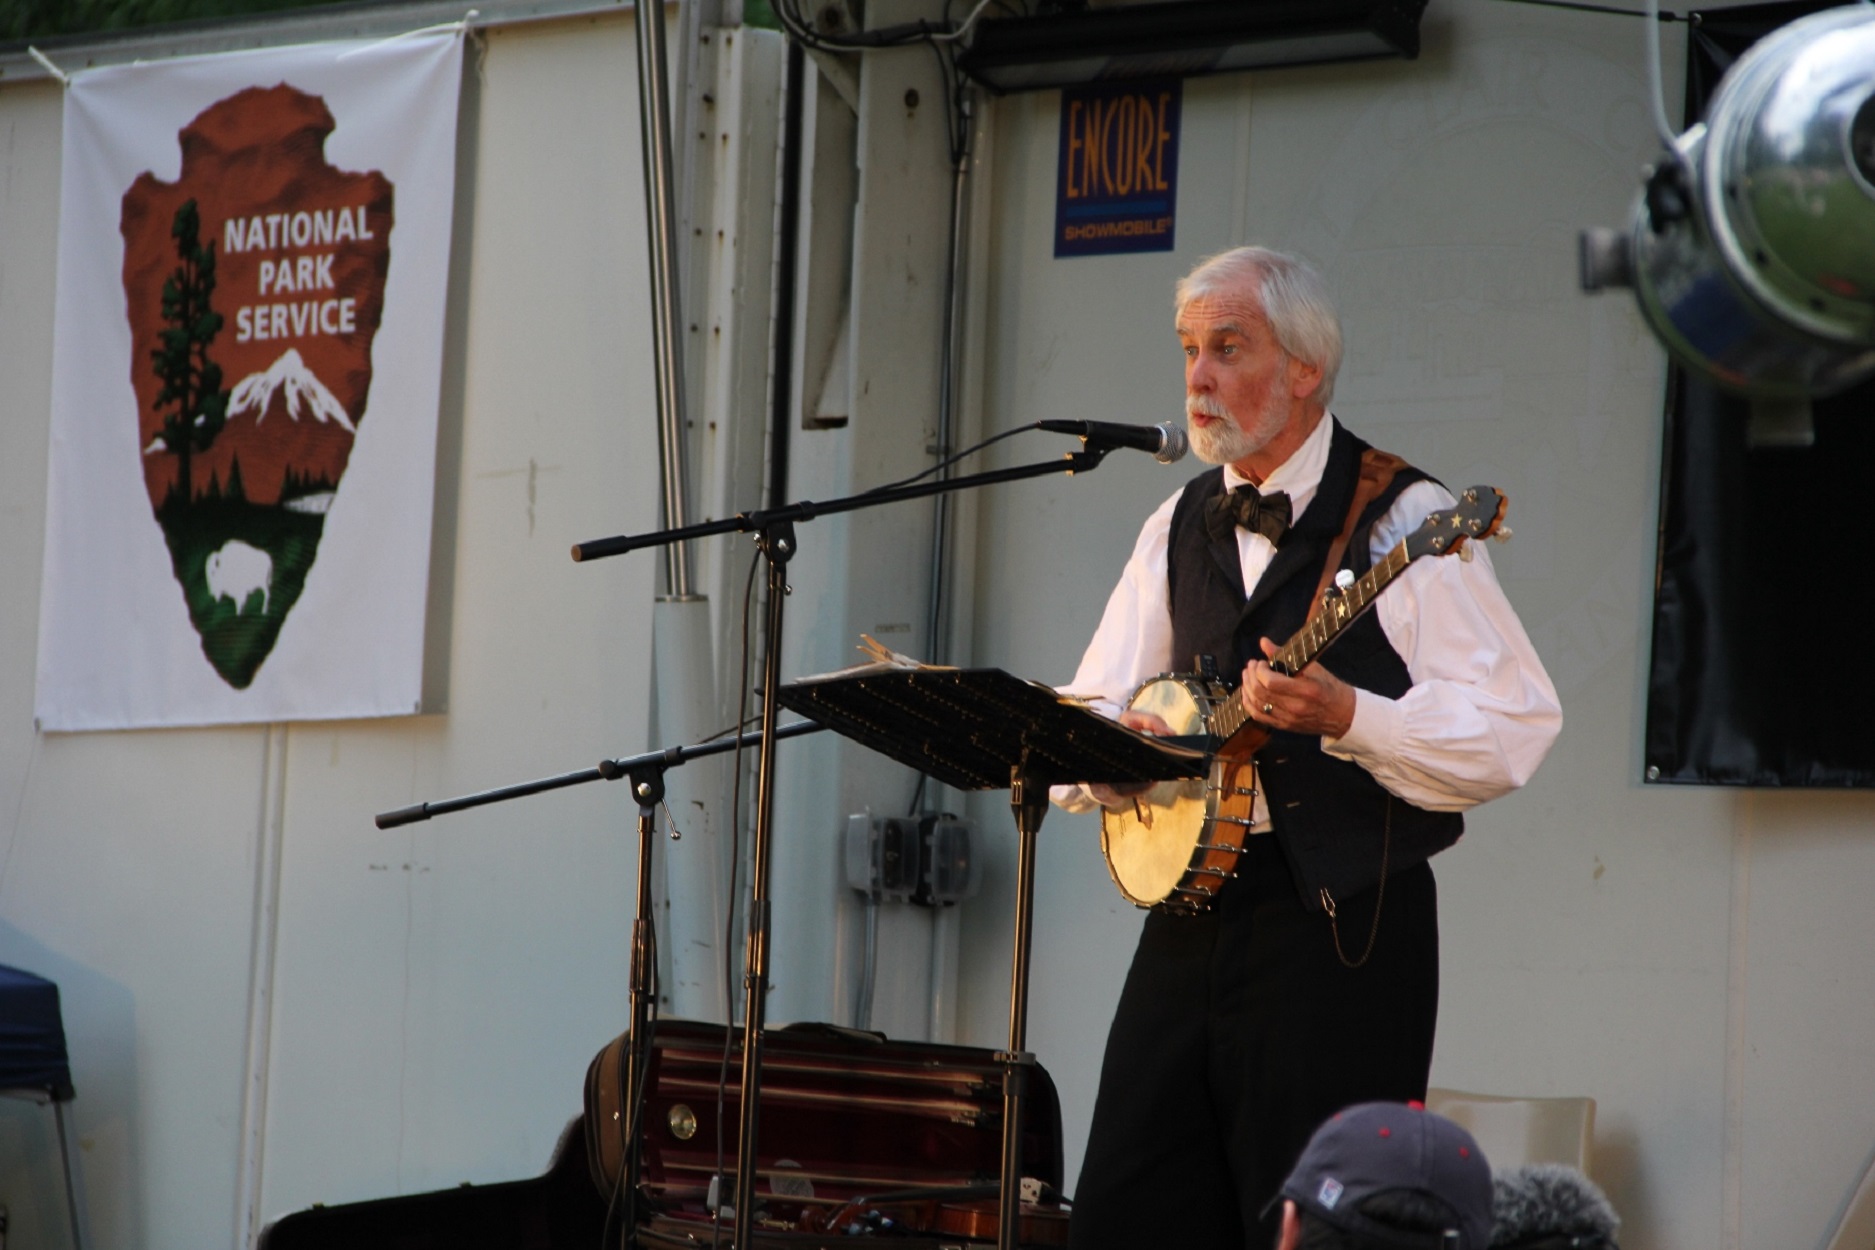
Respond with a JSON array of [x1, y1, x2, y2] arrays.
[[1100, 675, 1237, 910]]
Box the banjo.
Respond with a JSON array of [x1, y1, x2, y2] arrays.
[[1100, 485, 1509, 912]]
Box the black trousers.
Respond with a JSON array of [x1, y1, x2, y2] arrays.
[[1066, 837, 1440, 1250]]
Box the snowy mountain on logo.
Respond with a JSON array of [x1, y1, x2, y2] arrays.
[[163, 346, 360, 510], [230, 348, 356, 431]]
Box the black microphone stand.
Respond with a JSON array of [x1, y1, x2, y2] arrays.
[[570, 440, 1127, 1250]]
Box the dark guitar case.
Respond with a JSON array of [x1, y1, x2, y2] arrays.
[[257, 1114, 610, 1250], [587, 1018, 1068, 1248]]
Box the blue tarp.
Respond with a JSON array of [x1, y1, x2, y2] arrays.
[[0, 965, 74, 1101]]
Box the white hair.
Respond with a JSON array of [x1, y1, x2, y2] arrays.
[[1175, 246, 1343, 406]]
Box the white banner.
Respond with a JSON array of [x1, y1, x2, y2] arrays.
[[35, 31, 465, 730]]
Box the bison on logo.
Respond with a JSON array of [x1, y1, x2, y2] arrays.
[[120, 84, 393, 689]]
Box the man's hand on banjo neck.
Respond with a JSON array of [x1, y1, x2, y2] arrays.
[[1241, 636, 1356, 739]]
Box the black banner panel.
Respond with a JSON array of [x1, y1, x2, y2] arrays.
[[1645, 3, 1875, 786]]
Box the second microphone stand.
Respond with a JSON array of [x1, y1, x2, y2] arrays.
[[377, 720, 825, 1236], [573, 437, 1137, 1249]]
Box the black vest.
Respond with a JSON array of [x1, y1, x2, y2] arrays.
[[1167, 419, 1464, 910]]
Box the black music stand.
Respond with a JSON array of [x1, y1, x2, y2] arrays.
[[573, 437, 1148, 1249], [778, 664, 1205, 1250]]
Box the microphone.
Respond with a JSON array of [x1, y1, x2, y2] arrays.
[[1037, 419, 1188, 464], [1490, 1164, 1620, 1250]]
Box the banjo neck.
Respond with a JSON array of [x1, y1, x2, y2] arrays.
[[1208, 539, 1413, 745], [1207, 484, 1508, 746]]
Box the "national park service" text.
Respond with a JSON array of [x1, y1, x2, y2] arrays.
[[222, 206, 376, 344]]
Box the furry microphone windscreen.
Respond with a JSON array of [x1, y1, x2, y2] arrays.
[[1490, 1164, 1621, 1250]]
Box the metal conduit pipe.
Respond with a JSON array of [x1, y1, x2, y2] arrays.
[[918, 88, 976, 1044], [769, 39, 807, 512], [633, 0, 695, 595]]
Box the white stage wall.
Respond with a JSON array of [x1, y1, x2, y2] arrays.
[[3, 4, 1873, 1250]]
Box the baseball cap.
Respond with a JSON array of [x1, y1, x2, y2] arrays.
[[1275, 1101, 1494, 1250]]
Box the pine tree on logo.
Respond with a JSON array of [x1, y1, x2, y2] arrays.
[[151, 198, 230, 509]]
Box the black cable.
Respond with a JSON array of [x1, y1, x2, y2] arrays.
[[609, 945, 661, 1247], [927, 37, 961, 163], [950, 46, 974, 165], [770, 0, 985, 163], [772, 0, 951, 52], [943, 0, 1030, 20], [599, 847, 664, 1249], [861, 423, 1045, 495], [600, 1099, 625, 1246], [698, 713, 765, 744], [769, 0, 978, 215], [1492, 0, 1687, 19]]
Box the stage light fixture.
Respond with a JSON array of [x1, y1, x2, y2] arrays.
[[1581, 6, 1875, 445], [954, 0, 1429, 94]]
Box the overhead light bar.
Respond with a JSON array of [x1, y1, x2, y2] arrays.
[[955, 0, 1430, 94]]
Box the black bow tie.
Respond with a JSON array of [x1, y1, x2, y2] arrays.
[[1206, 482, 1292, 546]]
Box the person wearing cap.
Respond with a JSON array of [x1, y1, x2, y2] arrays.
[[1274, 1102, 1495, 1250]]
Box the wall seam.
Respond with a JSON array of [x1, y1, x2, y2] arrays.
[[235, 723, 289, 1250], [1722, 792, 1753, 1250]]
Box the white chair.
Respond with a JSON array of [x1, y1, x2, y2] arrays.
[[1824, 1148, 1875, 1250], [1424, 1088, 1596, 1173]]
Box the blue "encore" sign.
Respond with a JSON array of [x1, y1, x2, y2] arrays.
[[1055, 78, 1182, 258]]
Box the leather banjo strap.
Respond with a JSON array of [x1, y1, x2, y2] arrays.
[[1307, 447, 1407, 612], [1307, 446, 1406, 968]]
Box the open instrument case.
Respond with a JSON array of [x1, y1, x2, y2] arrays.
[[260, 1019, 1067, 1249]]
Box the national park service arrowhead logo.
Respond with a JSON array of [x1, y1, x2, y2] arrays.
[[120, 84, 393, 689]]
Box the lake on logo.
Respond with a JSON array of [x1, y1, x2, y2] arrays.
[[119, 84, 395, 689]]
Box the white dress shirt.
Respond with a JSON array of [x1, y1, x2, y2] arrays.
[[1055, 415, 1562, 822]]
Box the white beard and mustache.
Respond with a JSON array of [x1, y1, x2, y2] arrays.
[[1185, 386, 1291, 466]]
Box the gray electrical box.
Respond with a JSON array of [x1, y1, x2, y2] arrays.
[[844, 813, 923, 900], [845, 812, 982, 906]]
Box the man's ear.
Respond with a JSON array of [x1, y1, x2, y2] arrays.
[[1276, 1199, 1302, 1250], [1288, 354, 1324, 400]]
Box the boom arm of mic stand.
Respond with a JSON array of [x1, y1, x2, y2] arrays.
[[568, 449, 1109, 562], [372, 720, 826, 829], [375, 765, 607, 829]]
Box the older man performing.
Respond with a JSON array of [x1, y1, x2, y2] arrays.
[[1055, 247, 1561, 1250]]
